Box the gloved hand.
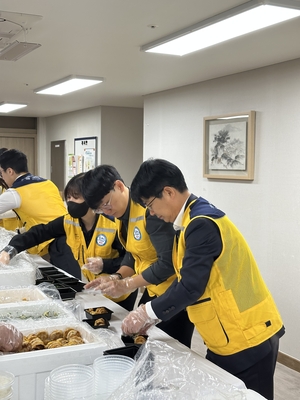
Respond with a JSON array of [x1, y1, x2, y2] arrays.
[[121, 304, 159, 336], [0, 323, 23, 352], [0, 246, 18, 266], [99, 277, 136, 298], [84, 274, 120, 291], [0, 251, 10, 265], [82, 257, 104, 274]]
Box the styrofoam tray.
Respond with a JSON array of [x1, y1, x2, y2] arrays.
[[0, 322, 109, 400], [0, 301, 76, 327], [0, 286, 49, 305]]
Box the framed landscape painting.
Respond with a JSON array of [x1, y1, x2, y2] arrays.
[[203, 111, 256, 180]]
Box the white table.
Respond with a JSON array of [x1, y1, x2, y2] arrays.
[[77, 291, 244, 387], [76, 291, 267, 399]]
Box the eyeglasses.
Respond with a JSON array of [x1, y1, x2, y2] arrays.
[[144, 189, 163, 210], [93, 190, 114, 214]]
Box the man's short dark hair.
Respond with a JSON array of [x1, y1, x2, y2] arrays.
[[0, 149, 28, 173], [81, 165, 124, 210], [131, 158, 188, 204]]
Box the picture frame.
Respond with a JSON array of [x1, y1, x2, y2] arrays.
[[203, 111, 255, 180], [74, 136, 97, 172]]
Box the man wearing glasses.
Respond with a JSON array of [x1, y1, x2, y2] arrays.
[[82, 164, 194, 348], [121, 158, 284, 400]]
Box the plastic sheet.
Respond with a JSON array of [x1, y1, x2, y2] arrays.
[[0, 301, 77, 328], [0, 228, 37, 286], [109, 340, 248, 400], [36, 282, 61, 301]]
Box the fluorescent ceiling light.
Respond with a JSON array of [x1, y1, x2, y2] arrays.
[[141, 1, 300, 56], [0, 41, 41, 61], [34, 75, 104, 95], [0, 102, 27, 113]]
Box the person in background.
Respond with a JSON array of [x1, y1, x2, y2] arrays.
[[0, 323, 23, 352], [81, 165, 194, 348], [0, 148, 21, 232], [0, 149, 67, 262], [121, 158, 285, 400], [0, 173, 137, 311]]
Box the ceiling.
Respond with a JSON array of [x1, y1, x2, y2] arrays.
[[1, 0, 300, 118]]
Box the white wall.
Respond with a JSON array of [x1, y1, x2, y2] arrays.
[[37, 106, 143, 186], [38, 106, 101, 180], [101, 106, 143, 185], [144, 58, 300, 361]]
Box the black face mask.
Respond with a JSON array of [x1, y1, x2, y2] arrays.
[[67, 201, 89, 219]]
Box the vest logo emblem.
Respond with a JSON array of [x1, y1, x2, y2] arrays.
[[96, 234, 107, 246], [133, 227, 142, 241]]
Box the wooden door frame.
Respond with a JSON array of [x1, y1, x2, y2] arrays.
[[0, 128, 37, 174]]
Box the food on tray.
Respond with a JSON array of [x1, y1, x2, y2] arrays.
[[49, 329, 64, 341], [94, 318, 106, 326], [133, 335, 147, 345], [20, 328, 85, 353], [30, 337, 45, 350], [86, 307, 107, 315], [36, 330, 49, 342], [66, 329, 81, 340], [0, 309, 59, 321]]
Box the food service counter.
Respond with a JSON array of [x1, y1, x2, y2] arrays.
[[0, 254, 266, 399]]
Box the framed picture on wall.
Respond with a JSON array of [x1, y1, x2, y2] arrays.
[[203, 111, 256, 180]]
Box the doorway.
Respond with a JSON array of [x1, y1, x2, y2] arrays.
[[51, 140, 65, 194]]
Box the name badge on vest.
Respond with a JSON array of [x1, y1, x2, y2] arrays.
[[96, 234, 107, 246], [133, 227, 142, 241]]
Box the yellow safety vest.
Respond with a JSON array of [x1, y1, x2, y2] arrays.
[[64, 214, 129, 303], [14, 180, 66, 256], [173, 204, 283, 356], [116, 200, 176, 297]]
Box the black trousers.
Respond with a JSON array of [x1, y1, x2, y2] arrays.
[[234, 334, 279, 400], [139, 289, 194, 348]]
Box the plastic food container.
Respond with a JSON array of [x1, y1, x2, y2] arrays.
[[0, 287, 49, 306], [0, 301, 76, 328], [0, 370, 14, 399], [0, 322, 108, 400], [103, 344, 141, 359], [121, 334, 148, 346], [83, 318, 110, 329], [84, 307, 113, 321]]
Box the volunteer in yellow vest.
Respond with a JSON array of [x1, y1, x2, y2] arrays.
[[82, 165, 194, 348], [0, 148, 21, 232], [0, 173, 137, 311], [122, 158, 285, 400], [0, 149, 66, 257]]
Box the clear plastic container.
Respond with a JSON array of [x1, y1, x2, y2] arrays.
[[93, 355, 135, 399], [49, 364, 94, 399], [0, 371, 14, 399]]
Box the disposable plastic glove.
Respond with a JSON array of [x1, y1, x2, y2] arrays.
[[82, 257, 104, 274], [0, 323, 23, 352], [0, 245, 18, 266], [121, 304, 159, 336], [84, 274, 121, 291], [0, 251, 10, 265], [99, 277, 137, 298]]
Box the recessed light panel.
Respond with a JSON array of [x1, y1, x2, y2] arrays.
[[34, 75, 104, 95], [142, 3, 300, 56], [0, 103, 27, 113]]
